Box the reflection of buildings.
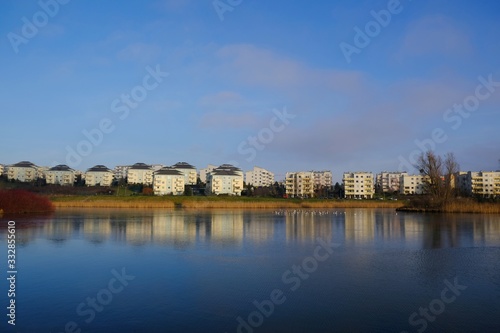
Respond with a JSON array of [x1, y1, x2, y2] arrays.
[[83, 216, 111, 243], [152, 213, 200, 246], [4, 210, 498, 250], [285, 211, 333, 243], [210, 211, 244, 243]]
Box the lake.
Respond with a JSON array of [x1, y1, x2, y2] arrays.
[[1, 208, 499, 332]]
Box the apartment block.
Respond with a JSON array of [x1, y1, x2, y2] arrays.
[[127, 163, 154, 185], [113, 165, 130, 179], [85, 165, 114, 186], [0, 164, 4, 177], [45, 164, 75, 186], [313, 170, 333, 190], [172, 162, 197, 185], [376, 172, 407, 193], [343, 172, 374, 199], [153, 167, 185, 195], [7, 161, 38, 182], [245, 166, 275, 187], [399, 174, 427, 195], [206, 164, 244, 196], [464, 171, 500, 197], [286, 171, 315, 198], [199, 164, 217, 183]]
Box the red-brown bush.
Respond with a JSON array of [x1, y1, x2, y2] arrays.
[[0, 189, 54, 214]]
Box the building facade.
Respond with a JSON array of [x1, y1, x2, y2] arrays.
[[127, 163, 154, 185], [153, 167, 185, 195], [376, 172, 407, 193], [85, 165, 114, 186], [7, 161, 38, 182], [399, 174, 427, 195], [45, 165, 75, 185], [313, 170, 333, 192], [245, 166, 275, 187], [462, 171, 500, 197], [285, 171, 315, 198], [113, 165, 130, 180], [172, 162, 197, 185], [206, 164, 243, 196], [199, 164, 217, 183], [343, 172, 374, 199]]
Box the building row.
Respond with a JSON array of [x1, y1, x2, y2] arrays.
[[285, 171, 333, 198], [1, 161, 275, 196], [2, 161, 499, 198]]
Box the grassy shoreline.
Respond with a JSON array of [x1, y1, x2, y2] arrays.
[[47, 195, 500, 213], [49, 195, 404, 209]]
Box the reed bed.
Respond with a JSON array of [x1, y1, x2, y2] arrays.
[[50, 196, 404, 209], [53, 200, 175, 209], [441, 200, 500, 214]]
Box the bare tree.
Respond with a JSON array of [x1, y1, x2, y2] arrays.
[[416, 151, 459, 204], [417, 151, 443, 197], [443, 152, 460, 201]]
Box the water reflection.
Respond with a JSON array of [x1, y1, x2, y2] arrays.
[[1, 208, 499, 248]]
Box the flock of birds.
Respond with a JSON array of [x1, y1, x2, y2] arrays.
[[274, 210, 346, 216]]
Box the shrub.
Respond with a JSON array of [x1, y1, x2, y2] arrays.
[[0, 189, 54, 214]]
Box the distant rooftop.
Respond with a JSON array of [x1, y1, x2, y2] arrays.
[[11, 161, 36, 168], [87, 165, 112, 172], [155, 167, 183, 176], [49, 164, 73, 172], [172, 162, 195, 169], [129, 163, 152, 170]]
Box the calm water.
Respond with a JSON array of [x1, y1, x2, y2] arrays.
[[1, 208, 500, 333]]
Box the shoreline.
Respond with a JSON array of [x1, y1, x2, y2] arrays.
[[48, 196, 404, 209], [42, 196, 500, 213]]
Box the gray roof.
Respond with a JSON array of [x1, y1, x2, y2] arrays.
[[87, 165, 112, 172], [49, 164, 74, 172], [155, 167, 184, 176], [215, 164, 241, 172], [129, 162, 152, 170], [172, 162, 195, 169], [212, 170, 239, 176], [11, 161, 36, 168]]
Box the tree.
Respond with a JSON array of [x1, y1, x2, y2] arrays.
[[416, 151, 459, 204]]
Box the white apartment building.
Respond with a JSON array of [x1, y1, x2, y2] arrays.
[[199, 164, 217, 183], [245, 166, 275, 187], [153, 167, 185, 195], [113, 165, 131, 179], [127, 163, 154, 185], [376, 172, 407, 193], [206, 164, 244, 196], [85, 165, 114, 186], [464, 171, 500, 197], [7, 161, 38, 182], [0, 164, 4, 177], [172, 162, 197, 185], [343, 172, 374, 199], [45, 165, 75, 186], [313, 170, 333, 190], [399, 174, 427, 195], [285, 171, 315, 198]]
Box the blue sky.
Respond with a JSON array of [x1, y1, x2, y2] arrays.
[[1, 0, 500, 182]]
